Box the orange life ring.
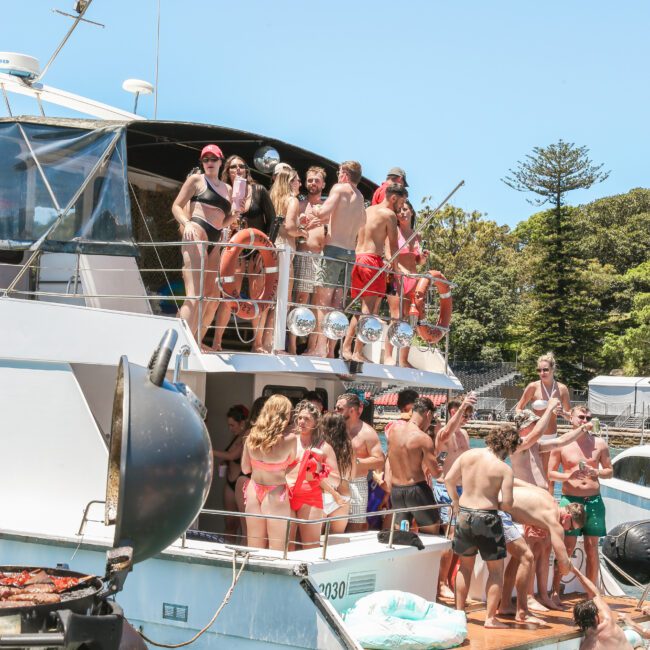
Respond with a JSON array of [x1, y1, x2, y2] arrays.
[[411, 269, 452, 344], [218, 228, 278, 320]]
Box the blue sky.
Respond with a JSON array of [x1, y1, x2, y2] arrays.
[[2, 1, 649, 228]]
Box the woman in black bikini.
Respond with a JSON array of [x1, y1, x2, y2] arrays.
[[210, 155, 276, 352], [171, 144, 239, 347], [213, 404, 249, 540]]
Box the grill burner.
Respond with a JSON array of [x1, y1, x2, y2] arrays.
[[0, 330, 213, 648]]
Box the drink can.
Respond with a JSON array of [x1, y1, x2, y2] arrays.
[[400, 520, 410, 532], [591, 417, 600, 434]]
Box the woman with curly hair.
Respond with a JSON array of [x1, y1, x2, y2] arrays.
[[321, 413, 353, 533], [241, 394, 297, 549], [287, 400, 343, 549]]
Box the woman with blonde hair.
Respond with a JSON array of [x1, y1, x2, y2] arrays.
[[257, 169, 304, 353], [171, 144, 239, 346], [241, 394, 297, 549]]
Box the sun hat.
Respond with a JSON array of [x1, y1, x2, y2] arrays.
[[514, 409, 540, 429]]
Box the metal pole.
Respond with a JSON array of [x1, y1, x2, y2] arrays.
[[387, 512, 396, 549], [282, 520, 291, 560], [197, 243, 206, 343], [321, 520, 331, 560], [345, 180, 464, 313]]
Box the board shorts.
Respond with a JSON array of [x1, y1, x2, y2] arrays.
[[433, 481, 462, 525], [391, 481, 440, 528], [560, 494, 607, 537], [314, 245, 355, 289], [350, 253, 386, 300], [293, 251, 318, 294], [348, 476, 369, 524], [453, 507, 507, 561], [499, 510, 523, 543]]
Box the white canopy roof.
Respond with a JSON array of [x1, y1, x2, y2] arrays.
[[588, 376, 650, 415]]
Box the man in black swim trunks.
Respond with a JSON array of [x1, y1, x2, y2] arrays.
[[386, 397, 442, 534], [444, 425, 521, 629]]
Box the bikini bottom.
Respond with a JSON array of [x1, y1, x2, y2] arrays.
[[244, 479, 288, 506]]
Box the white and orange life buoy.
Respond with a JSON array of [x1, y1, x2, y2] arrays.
[[411, 269, 453, 344], [219, 228, 278, 320]]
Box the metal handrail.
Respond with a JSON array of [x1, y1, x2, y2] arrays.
[[194, 503, 449, 560]]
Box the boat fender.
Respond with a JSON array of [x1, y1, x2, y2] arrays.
[[602, 520, 650, 586], [218, 228, 278, 320], [411, 270, 452, 344]]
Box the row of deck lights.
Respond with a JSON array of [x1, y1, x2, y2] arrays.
[[287, 307, 415, 349]]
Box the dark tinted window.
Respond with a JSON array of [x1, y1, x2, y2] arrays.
[[613, 456, 650, 487]]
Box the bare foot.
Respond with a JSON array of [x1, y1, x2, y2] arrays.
[[304, 349, 326, 357], [211, 342, 222, 352], [438, 584, 455, 600], [200, 343, 214, 353], [384, 356, 396, 366], [515, 613, 544, 626], [540, 597, 564, 611], [341, 349, 353, 362], [351, 352, 371, 363], [484, 618, 510, 629], [496, 607, 516, 618], [398, 360, 415, 369], [527, 596, 549, 613]]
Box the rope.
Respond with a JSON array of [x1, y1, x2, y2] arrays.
[[138, 550, 250, 648]]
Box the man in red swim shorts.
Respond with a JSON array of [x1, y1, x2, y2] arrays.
[[342, 184, 403, 362]]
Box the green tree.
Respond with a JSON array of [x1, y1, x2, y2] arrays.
[[503, 142, 609, 385]]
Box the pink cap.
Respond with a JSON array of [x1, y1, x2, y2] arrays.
[[200, 144, 224, 160]]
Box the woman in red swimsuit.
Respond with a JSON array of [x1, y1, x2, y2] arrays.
[[171, 144, 239, 347], [286, 400, 344, 550], [241, 395, 297, 550]]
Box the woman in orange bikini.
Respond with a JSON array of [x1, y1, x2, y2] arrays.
[[241, 395, 298, 550], [384, 200, 428, 367], [286, 400, 345, 550], [171, 144, 239, 347]]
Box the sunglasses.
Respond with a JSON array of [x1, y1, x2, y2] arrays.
[[537, 367, 551, 373], [229, 163, 247, 170], [201, 157, 221, 163], [576, 415, 593, 421]]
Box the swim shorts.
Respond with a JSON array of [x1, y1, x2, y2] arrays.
[[499, 510, 523, 543], [314, 245, 355, 289], [348, 476, 369, 524], [524, 524, 549, 539], [433, 480, 462, 525], [391, 481, 440, 528], [453, 507, 506, 561], [293, 251, 318, 294], [560, 494, 607, 537], [351, 253, 386, 300]]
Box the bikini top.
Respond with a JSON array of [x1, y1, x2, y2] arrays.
[[397, 229, 422, 258], [250, 456, 298, 472], [531, 380, 557, 411], [241, 184, 275, 235], [191, 176, 232, 214]]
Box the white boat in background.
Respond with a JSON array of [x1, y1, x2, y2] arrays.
[[1, 15, 648, 649]]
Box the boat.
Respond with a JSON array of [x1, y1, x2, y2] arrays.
[[1, 9, 648, 647]]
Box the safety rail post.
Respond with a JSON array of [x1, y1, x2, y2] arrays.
[[387, 512, 397, 549], [282, 519, 291, 560], [321, 520, 331, 560], [196, 241, 207, 343], [274, 246, 290, 352]]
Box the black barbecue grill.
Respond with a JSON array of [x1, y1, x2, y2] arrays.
[[0, 330, 213, 649]]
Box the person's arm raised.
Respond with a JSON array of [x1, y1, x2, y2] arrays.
[[539, 421, 590, 452], [436, 394, 477, 447], [571, 566, 613, 625], [515, 397, 560, 453]]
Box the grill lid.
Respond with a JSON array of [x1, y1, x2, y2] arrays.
[[105, 330, 213, 564]]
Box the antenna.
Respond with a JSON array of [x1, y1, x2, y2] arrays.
[[122, 79, 154, 114], [38, 0, 103, 83]]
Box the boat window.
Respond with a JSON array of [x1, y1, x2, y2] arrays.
[[613, 456, 650, 487], [0, 120, 135, 256]]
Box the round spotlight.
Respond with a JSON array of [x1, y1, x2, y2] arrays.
[[322, 310, 349, 340], [287, 307, 316, 337], [357, 315, 383, 345]]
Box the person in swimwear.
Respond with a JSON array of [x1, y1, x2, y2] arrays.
[[171, 144, 239, 346], [286, 400, 344, 549], [515, 352, 571, 486], [384, 200, 428, 367], [341, 184, 402, 363], [212, 404, 249, 540], [210, 155, 276, 352], [322, 413, 354, 533], [241, 395, 297, 550], [445, 425, 521, 629]]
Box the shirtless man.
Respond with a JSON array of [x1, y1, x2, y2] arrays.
[[386, 397, 441, 534], [499, 482, 586, 622], [432, 393, 477, 599], [342, 184, 402, 362], [508, 399, 592, 611], [335, 392, 385, 532], [444, 425, 521, 629], [572, 566, 633, 649], [384, 388, 418, 443], [549, 406, 613, 597], [292, 167, 326, 355], [306, 161, 366, 358]]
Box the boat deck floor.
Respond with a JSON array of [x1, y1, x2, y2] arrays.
[[439, 593, 647, 649]]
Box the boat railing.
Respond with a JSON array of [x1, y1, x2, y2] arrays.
[[193, 503, 449, 561], [1, 240, 447, 356]]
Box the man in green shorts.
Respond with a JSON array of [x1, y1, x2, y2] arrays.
[[548, 406, 613, 599]]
